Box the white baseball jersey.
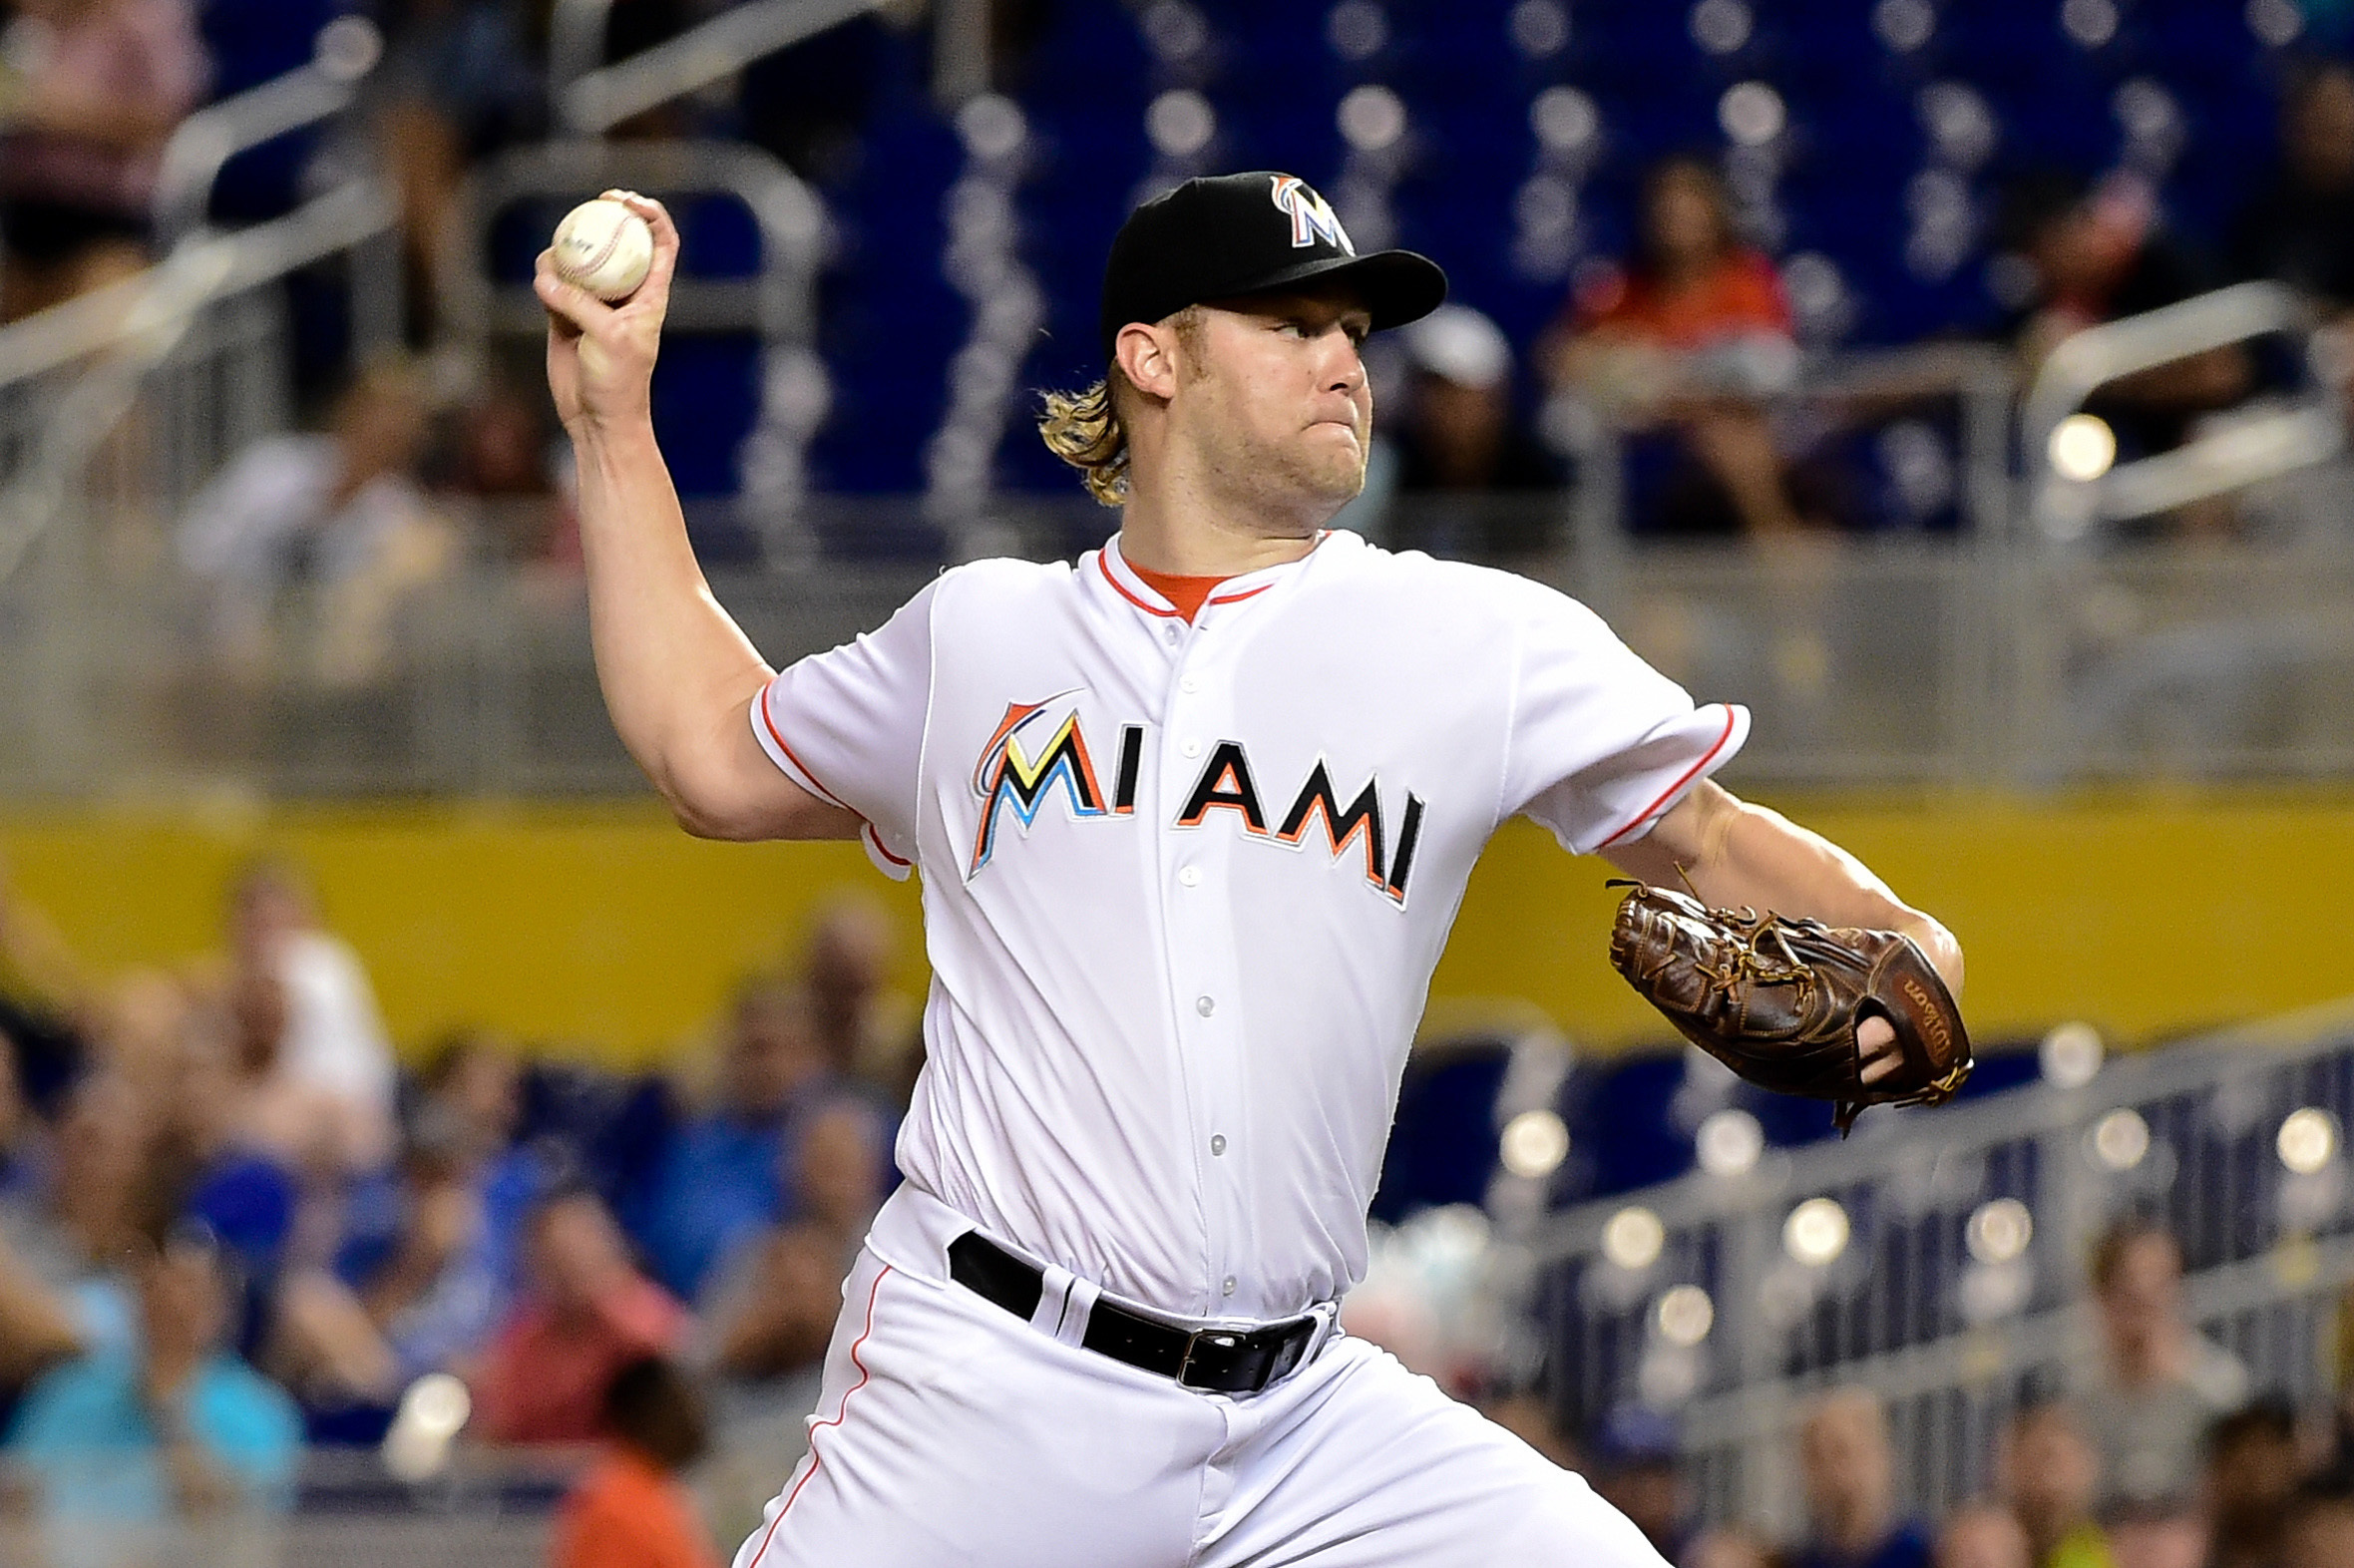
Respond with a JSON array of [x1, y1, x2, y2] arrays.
[[753, 529, 1745, 1325]]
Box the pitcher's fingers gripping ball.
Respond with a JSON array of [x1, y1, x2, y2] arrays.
[[553, 195, 655, 301], [1608, 881, 1973, 1133], [535, 192, 680, 432]]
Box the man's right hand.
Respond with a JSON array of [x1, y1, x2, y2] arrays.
[[536, 190, 680, 437]]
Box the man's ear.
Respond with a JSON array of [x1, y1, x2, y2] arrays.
[[1114, 321, 1181, 403]]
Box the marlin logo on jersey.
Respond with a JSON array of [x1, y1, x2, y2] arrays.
[[1270, 175, 1354, 254], [968, 696, 1144, 877], [968, 699, 1422, 904]]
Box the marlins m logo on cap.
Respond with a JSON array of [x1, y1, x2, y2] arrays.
[[1270, 176, 1354, 254]]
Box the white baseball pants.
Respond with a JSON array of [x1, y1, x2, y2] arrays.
[[731, 1185, 1667, 1568]]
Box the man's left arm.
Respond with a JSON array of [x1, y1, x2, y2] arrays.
[[1601, 780, 1963, 1082]]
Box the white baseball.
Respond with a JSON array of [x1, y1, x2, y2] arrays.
[[552, 196, 654, 301]]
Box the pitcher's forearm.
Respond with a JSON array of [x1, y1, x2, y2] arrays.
[[1606, 782, 1964, 990], [571, 418, 772, 799]]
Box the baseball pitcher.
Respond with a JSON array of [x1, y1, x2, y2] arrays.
[[537, 172, 1966, 1567]]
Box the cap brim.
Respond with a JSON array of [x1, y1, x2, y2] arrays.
[[1205, 248, 1448, 334]]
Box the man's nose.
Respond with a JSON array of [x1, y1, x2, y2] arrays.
[[1323, 339, 1367, 393]]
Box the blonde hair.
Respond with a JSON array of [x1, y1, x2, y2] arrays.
[[1037, 377, 1130, 507], [1036, 306, 1204, 508]]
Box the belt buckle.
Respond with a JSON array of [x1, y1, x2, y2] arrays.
[[1177, 1329, 1248, 1389]]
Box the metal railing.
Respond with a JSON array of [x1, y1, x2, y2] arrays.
[[151, 17, 386, 247], [0, 179, 398, 588], [2023, 281, 2347, 541], [7, 499, 2354, 795], [1531, 998, 2354, 1537], [438, 138, 828, 559], [554, 0, 888, 136]]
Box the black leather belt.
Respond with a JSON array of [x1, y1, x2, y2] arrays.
[[947, 1231, 1320, 1395]]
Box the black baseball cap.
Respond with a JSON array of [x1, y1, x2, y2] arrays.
[[1097, 172, 1448, 359]]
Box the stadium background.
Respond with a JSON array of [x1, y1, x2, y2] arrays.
[[2, 0, 2354, 1563]]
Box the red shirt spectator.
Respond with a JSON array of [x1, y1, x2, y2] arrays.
[[1572, 248, 1792, 350], [551, 1357, 719, 1568], [472, 1188, 688, 1444], [552, 1449, 719, 1568]]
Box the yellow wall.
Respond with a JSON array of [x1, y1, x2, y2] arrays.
[[4, 790, 2350, 1063]]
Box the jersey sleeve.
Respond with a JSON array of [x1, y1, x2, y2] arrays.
[[753, 580, 939, 880], [1497, 578, 1749, 855]]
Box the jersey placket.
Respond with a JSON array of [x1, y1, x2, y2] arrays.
[[1156, 599, 1259, 1320]]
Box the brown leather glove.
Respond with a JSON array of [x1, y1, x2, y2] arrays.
[[1607, 882, 1972, 1134]]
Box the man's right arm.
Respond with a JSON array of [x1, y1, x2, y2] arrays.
[[536, 193, 858, 844]]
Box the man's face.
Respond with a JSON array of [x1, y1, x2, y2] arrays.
[[528, 1195, 629, 1313], [1167, 288, 1375, 526], [723, 985, 817, 1117]]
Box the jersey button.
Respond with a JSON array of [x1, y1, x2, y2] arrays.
[[1163, 624, 1182, 645], [1179, 738, 1202, 759], [1179, 675, 1199, 694], [1210, 1134, 1226, 1156], [1222, 1277, 1237, 1297], [1195, 995, 1216, 1016], [1178, 867, 1201, 888]]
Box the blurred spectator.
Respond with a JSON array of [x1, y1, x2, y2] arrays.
[[471, 1182, 687, 1445], [1792, 1387, 1933, 1568], [2205, 1397, 2302, 1568], [2070, 1219, 2247, 1513], [2231, 60, 2354, 311], [439, 377, 577, 568], [372, 0, 544, 338], [1, 1072, 145, 1306], [0, 0, 206, 321], [269, 1049, 537, 1429], [703, 1097, 883, 1374], [3, 1224, 303, 1568], [1364, 304, 1563, 557], [0, 1221, 80, 1404], [84, 969, 192, 1110], [407, 1032, 544, 1296], [1998, 1398, 2113, 1568], [630, 978, 826, 1303], [1545, 156, 1837, 541], [552, 1357, 719, 1568], [149, 1018, 303, 1359], [1586, 1402, 1688, 1561], [697, 1093, 886, 1547], [0, 1047, 81, 1401], [2284, 1485, 2354, 1568], [800, 896, 908, 1104], [2000, 171, 2251, 526], [178, 361, 458, 689], [1936, 1506, 2033, 1568], [216, 861, 397, 1175]]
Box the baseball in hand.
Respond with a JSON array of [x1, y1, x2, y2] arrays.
[[552, 196, 654, 301]]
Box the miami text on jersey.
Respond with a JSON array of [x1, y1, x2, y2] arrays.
[[968, 699, 1424, 905]]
